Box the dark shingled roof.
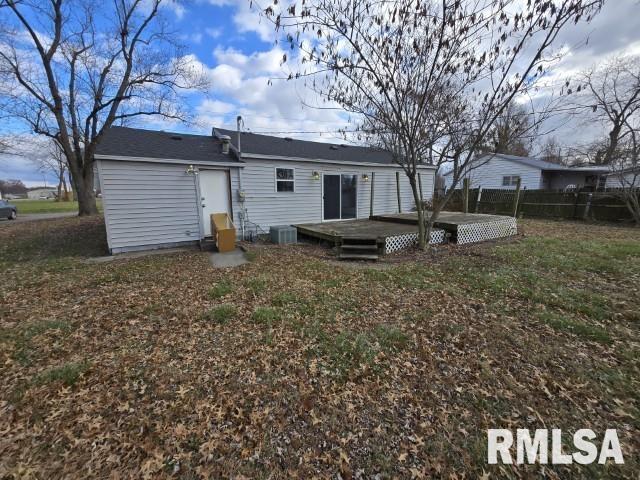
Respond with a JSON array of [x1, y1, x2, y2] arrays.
[[479, 153, 609, 172], [95, 126, 237, 163], [443, 153, 610, 175], [214, 128, 397, 164], [97, 126, 433, 166]]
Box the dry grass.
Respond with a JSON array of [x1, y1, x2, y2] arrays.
[[0, 216, 638, 479]]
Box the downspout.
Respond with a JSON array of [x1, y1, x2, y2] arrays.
[[237, 115, 246, 240]]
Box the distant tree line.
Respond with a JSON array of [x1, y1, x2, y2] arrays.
[[0, 179, 27, 196]]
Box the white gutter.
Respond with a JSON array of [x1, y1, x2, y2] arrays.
[[93, 154, 244, 168], [240, 152, 437, 169]]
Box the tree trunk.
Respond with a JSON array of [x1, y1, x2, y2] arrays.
[[68, 171, 77, 201], [408, 174, 426, 250], [62, 174, 68, 199], [76, 170, 98, 215], [56, 174, 63, 202], [424, 179, 461, 248]]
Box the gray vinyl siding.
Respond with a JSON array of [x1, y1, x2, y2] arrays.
[[446, 157, 542, 190], [232, 159, 434, 231], [98, 157, 435, 253], [605, 171, 637, 188], [546, 171, 596, 190], [98, 159, 203, 253]]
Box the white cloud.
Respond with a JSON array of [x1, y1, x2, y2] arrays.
[[162, 0, 187, 20], [206, 0, 277, 42], [205, 27, 223, 39], [187, 44, 352, 142]]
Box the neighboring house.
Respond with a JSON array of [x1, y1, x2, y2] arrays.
[[443, 153, 609, 191], [3, 193, 25, 200], [94, 126, 436, 254], [27, 187, 57, 199], [605, 166, 639, 189]]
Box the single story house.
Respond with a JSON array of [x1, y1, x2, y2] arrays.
[[27, 187, 57, 199], [605, 166, 639, 189], [95, 126, 436, 254], [2, 193, 26, 200], [443, 153, 609, 191]]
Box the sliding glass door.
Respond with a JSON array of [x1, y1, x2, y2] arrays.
[[323, 175, 341, 220], [323, 174, 357, 220]]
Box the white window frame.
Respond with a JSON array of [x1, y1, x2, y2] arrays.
[[275, 167, 295, 193], [502, 175, 520, 187]]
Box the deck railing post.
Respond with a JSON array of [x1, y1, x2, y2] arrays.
[[369, 172, 375, 217], [583, 192, 593, 220], [396, 171, 402, 213], [475, 186, 483, 213], [462, 178, 470, 213], [512, 178, 522, 217]]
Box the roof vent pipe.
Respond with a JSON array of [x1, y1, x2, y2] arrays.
[[236, 115, 243, 158], [219, 135, 231, 154]]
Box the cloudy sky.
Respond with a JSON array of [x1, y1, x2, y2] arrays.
[[1, 0, 639, 187]]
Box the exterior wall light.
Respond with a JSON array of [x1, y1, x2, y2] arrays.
[[362, 173, 370, 182], [185, 165, 198, 175], [312, 171, 320, 180]]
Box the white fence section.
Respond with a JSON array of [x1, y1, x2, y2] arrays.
[[385, 229, 446, 253], [456, 218, 517, 245]]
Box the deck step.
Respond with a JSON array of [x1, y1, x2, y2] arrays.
[[338, 252, 379, 261], [340, 244, 378, 251], [338, 236, 381, 260], [341, 237, 378, 244]]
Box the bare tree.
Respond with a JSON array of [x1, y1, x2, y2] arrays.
[[0, 0, 208, 215], [576, 55, 640, 223], [0, 178, 27, 196], [578, 55, 640, 166], [483, 102, 535, 157], [267, 0, 603, 249], [32, 140, 69, 201], [540, 136, 565, 165]]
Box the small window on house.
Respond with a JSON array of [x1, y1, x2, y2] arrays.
[[276, 168, 295, 192], [502, 175, 520, 186]]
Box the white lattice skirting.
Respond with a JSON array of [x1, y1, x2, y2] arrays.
[[385, 229, 446, 254], [456, 218, 518, 245]]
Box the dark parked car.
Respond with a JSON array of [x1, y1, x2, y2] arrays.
[[0, 199, 17, 220]]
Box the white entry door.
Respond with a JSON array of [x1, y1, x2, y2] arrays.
[[199, 169, 231, 236]]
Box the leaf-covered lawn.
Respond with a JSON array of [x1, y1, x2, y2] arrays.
[[0, 216, 638, 479]]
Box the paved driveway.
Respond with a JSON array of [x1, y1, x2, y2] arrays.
[[0, 212, 77, 225]]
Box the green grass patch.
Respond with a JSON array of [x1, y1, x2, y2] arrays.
[[271, 291, 297, 306], [1, 319, 73, 366], [244, 250, 258, 262], [538, 312, 612, 344], [372, 324, 409, 351], [208, 280, 233, 299], [202, 305, 237, 324], [24, 319, 72, 337], [323, 331, 378, 377], [245, 277, 267, 294], [311, 324, 409, 379], [11, 199, 103, 214], [251, 306, 281, 326], [35, 361, 89, 387]]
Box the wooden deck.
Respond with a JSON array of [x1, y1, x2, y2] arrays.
[[295, 218, 420, 244], [371, 211, 512, 231], [295, 211, 517, 248]]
